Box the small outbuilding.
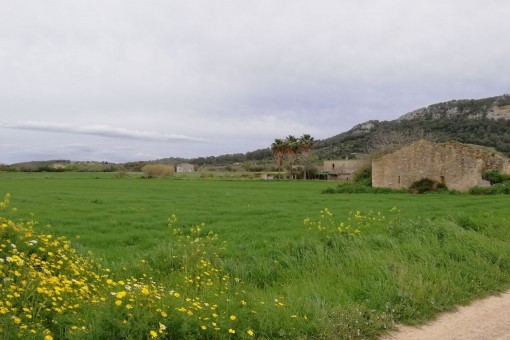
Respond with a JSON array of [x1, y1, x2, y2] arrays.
[[372, 140, 510, 192], [176, 163, 195, 173], [322, 159, 365, 180]]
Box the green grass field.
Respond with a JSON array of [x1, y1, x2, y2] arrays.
[[1, 172, 510, 339]]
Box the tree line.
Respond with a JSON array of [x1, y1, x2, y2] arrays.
[[270, 134, 315, 179]]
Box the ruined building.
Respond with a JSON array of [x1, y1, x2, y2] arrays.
[[372, 140, 510, 192], [322, 160, 366, 180]]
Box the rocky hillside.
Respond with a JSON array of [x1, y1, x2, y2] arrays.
[[314, 94, 510, 159], [398, 95, 510, 121]]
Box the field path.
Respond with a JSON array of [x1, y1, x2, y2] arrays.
[[382, 290, 510, 340]]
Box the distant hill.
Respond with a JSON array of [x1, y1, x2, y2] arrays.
[[314, 94, 510, 159]]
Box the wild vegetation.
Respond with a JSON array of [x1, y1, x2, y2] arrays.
[[1, 173, 510, 339], [468, 171, 510, 195], [141, 164, 175, 178]]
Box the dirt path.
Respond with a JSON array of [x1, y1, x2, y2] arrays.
[[382, 290, 510, 340]]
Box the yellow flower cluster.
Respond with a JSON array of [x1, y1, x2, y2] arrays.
[[1, 211, 94, 335], [304, 208, 400, 240], [169, 219, 257, 336], [167, 217, 306, 337], [304, 208, 363, 237], [0, 193, 169, 339]]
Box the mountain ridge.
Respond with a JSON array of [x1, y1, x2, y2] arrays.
[[314, 94, 510, 159], [398, 94, 510, 121]]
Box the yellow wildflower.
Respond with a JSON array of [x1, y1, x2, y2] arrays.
[[247, 329, 255, 336], [228, 329, 236, 334], [149, 330, 158, 338], [229, 315, 236, 321]]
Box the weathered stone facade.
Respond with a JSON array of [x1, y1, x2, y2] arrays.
[[176, 163, 195, 173], [372, 140, 510, 192], [323, 160, 365, 180]]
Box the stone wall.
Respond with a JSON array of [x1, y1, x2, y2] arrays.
[[372, 140, 509, 192], [323, 160, 365, 180], [176, 163, 195, 173]]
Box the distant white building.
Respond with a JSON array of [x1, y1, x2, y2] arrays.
[[50, 163, 66, 170], [260, 173, 274, 180], [176, 163, 195, 173]]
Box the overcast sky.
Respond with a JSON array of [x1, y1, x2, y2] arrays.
[[1, 1, 509, 164]]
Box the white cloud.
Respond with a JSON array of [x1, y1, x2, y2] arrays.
[[0, 121, 206, 143]]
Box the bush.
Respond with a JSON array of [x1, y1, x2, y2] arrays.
[[408, 178, 441, 194], [114, 170, 130, 178], [469, 182, 510, 195], [483, 170, 510, 184], [322, 187, 336, 194], [322, 182, 406, 194], [141, 164, 175, 178], [353, 163, 372, 185]]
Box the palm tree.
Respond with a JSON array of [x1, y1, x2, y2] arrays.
[[284, 135, 299, 179], [299, 134, 315, 180], [271, 139, 285, 178]]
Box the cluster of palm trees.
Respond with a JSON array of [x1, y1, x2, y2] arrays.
[[270, 134, 315, 179]]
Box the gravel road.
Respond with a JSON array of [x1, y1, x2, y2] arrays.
[[382, 290, 510, 340]]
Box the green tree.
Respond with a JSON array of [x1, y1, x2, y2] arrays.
[[298, 134, 315, 179], [284, 135, 299, 179], [271, 139, 285, 178]]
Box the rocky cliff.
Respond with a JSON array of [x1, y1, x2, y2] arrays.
[[398, 94, 510, 121]]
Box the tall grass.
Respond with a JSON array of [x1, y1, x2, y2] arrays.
[[1, 173, 510, 338]]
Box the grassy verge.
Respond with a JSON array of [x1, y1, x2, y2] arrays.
[[1, 173, 510, 338]]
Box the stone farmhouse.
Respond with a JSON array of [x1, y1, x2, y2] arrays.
[[372, 140, 510, 192], [176, 163, 195, 173], [322, 159, 366, 180]]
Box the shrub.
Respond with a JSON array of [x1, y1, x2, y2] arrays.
[[114, 170, 130, 178], [469, 182, 510, 195], [483, 170, 510, 184], [322, 187, 336, 194], [141, 164, 175, 178], [322, 182, 406, 194], [408, 178, 441, 194], [353, 163, 372, 186]]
